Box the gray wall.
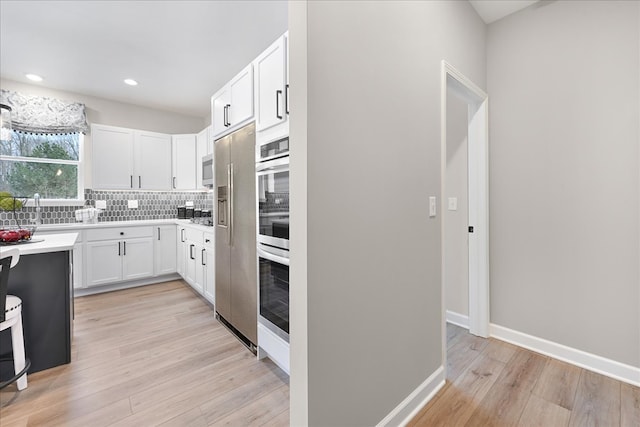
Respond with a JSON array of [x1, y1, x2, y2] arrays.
[[487, 0, 639, 367], [290, 1, 486, 425], [0, 78, 206, 189], [445, 92, 470, 317]]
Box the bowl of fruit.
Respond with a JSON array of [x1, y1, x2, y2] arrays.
[[0, 226, 37, 244]]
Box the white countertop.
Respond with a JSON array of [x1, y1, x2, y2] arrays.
[[6, 232, 79, 256], [38, 219, 214, 233]]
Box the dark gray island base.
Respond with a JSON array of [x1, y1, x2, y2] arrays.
[[0, 250, 73, 375]]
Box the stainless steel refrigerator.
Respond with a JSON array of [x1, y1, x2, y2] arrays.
[[215, 122, 257, 350]]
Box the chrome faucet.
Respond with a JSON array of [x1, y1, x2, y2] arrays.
[[34, 193, 41, 226]]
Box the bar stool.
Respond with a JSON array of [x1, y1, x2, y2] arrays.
[[0, 247, 30, 390]]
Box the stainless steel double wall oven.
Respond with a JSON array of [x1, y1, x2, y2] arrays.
[[256, 137, 290, 342]]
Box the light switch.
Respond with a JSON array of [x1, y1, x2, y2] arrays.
[[429, 196, 437, 218], [448, 197, 458, 211], [95, 200, 107, 209], [128, 200, 138, 209]]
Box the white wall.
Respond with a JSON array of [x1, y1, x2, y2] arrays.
[[487, 0, 639, 367], [445, 92, 470, 317], [289, 1, 486, 425], [0, 79, 206, 189]]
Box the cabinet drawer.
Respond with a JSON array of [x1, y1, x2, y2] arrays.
[[184, 227, 203, 244], [86, 226, 153, 242]]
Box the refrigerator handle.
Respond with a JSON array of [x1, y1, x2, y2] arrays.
[[229, 162, 234, 246], [227, 163, 232, 245]]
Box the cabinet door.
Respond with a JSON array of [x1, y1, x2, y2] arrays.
[[86, 240, 122, 287], [194, 245, 206, 295], [92, 124, 134, 189], [206, 125, 214, 154], [73, 243, 84, 289], [172, 134, 197, 190], [211, 88, 231, 138], [176, 227, 186, 277], [229, 64, 254, 128], [122, 238, 154, 281], [203, 246, 215, 304], [154, 225, 177, 275], [135, 131, 172, 190], [184, 242, 198, 287], [196, 127, 209, 190], [255, 36, 286, 132]]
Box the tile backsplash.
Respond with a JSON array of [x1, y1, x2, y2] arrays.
[[0, 189, 213, 227]]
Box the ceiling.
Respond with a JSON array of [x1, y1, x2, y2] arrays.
[[0, 1, 536, 119], [0, 0, 288, 119], [469, 0, 539, 24]]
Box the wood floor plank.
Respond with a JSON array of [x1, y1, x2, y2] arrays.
[[259, 408, 290, 427], [481, 338, 518, 364], [533, 357, 581, 410], [569, 370, 621, 427], [157, 407, 208, 427], [518, 394, 571, 427], [446, 333, 489, 381], [464, 349, 547, 426], [409, 354, 506, 426], [209, 384, 289, 426], [621, 383, 640, 427]]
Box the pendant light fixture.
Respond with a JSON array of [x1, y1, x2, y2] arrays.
[[0, 103, 12, 142]]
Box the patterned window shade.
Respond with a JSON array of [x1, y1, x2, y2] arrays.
[[0, 89, 88, 134]]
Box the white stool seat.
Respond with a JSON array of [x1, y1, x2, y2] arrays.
[[3, 295, 22, 321], [0, 247, 28, 391]]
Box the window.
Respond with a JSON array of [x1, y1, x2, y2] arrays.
[[0, 131, 84, 200]]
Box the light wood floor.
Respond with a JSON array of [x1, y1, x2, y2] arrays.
[[0, 280, 289, 427], [409, 323, 640, 427], [3, 284, 639, 427]]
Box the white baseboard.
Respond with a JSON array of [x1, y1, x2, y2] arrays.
[[490, 323, 640, 388], [377, 366, 445, 427], [446, 310, 469, 329]]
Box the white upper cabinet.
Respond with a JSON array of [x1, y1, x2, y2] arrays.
[[172, 134, 197, 190], [92, 124, 135, 189], [255, 34, 287, 132], [134, 131, 172, 190], [92, 124, 172, 190], [211, 64, 254, 139], [254, 32, 289, 145], [196, 126, 211, 190]]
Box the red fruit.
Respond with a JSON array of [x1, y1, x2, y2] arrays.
[[2, 230, 21, 242], [18, 229, 31, 239]]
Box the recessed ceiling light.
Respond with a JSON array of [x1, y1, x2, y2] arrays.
[[25, 73, 43, 82], [124, 79, 138, 86]]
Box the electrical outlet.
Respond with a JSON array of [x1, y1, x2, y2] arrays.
[[128, 200, 138, 209], [95, 200, 107, 209]]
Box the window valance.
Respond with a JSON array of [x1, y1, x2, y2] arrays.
[[0, 89, 88, 134]]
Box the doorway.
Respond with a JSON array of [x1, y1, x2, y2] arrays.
[[440, 61, 489, 345]]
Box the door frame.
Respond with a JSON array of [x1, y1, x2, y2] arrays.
[[440, 60, 490, 345]]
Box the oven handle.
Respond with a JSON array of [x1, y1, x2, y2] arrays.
[[257, 247, 290, 266], [256, 156, 289, 173]]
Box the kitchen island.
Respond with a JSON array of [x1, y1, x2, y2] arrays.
[[0, 233, 77, 374]]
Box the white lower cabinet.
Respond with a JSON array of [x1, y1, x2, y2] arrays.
[[154, 225, 177, 276], [178, 225, 215, 305], [85, 226, 154, 287]]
